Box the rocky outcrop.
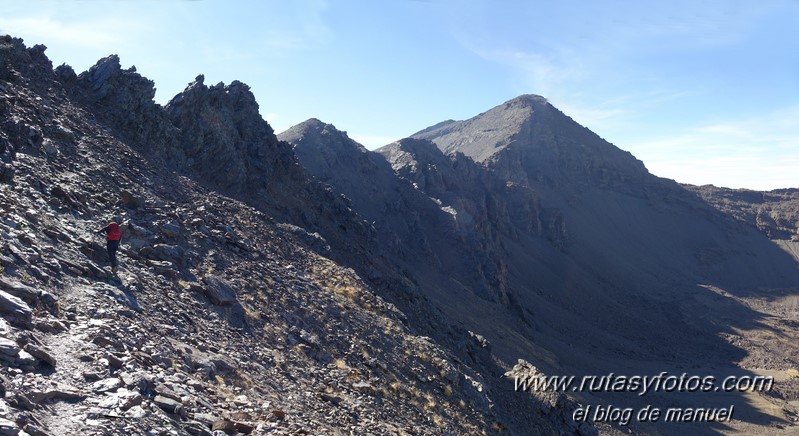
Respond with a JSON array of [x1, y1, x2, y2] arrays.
[[505, 359, 598, 436], [72, 54, 180, 159], [282, 119, 454, 256], [378, 137, 546, 241], [687, 185, 799, 240], [65, 49, 304, 212], [0, 37, 53, 84], [165, 75, 295, 196]]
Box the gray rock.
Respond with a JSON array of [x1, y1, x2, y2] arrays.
[[92, 377, 123, 393], [23, 343, 56, 367], [0, 253, 15, 268], [0, 291, 33, 328], [97, 388, 142, 411], [210, 419, 236, 433], [96, 283, 141, 312], [26, 383, 86, 403], [124, 405, 147, 419], [120, 190, 144, 209], [23, 422, 51, 436], [33, 319, 66, 334], [38, 291, 57, 310], [191, 413, 218, 425], [42, 138, 58, 156], [85, 261, 109, 278], [81, 55, 120, 98], [184, 421, 214, 436], [159, 222, 181, 239], [27, 266, 49, 282], [0, 337, 20, 359], [7, 393, 35, 411], [121, 392, 143, 411], [153, 394, 183, 416], [0, 418, 19, 436], [145, 244, 187, 268], [201, 276, 237, 306], [106, 352, 125, 370], [0, 277, 39, 302]]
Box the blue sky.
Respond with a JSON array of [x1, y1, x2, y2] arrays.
[[1, 0, 797, 190]]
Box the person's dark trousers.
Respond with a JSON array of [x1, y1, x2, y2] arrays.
[[106, 239, 120, 268]]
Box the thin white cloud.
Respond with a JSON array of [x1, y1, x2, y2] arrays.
[[0, 15, 142, 50], [650, 155, 799, 191], [552, 103, 624, 129], [630, 106, 799, 189], [242, 0, 332, 52], [263, 112, 280, 126], [451, 0, 782, 135]]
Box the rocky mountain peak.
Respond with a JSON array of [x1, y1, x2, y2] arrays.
[[168, 75, 259, 118], [0, 36, 53, 84], [78, 54, 154, 103], [280, 118, 362, 152], [164, 75, 295, 197], [502, 93, 549, 108], [414, 94, 649, 190], [278, 118, 376, 183], [411, 95, 536, 163], [291, 117, 326, 130]]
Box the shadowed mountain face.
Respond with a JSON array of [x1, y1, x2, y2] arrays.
[[284, 95, 799, 435], [687, 185, 799, 241], [282, 121, 557, 307], [402, 97, 799, 374]]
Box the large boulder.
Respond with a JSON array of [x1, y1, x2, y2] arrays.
[[201, 276, 238, 306], [0, 289, 32, 328], [142, 244, 187, 269]]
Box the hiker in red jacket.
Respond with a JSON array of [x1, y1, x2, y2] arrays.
[[98, 218, 122, 272]]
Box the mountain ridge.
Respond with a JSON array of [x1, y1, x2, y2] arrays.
[[3, 33, 799, 435], [2, 35, 577, 435], [282, 89, 799, 435]]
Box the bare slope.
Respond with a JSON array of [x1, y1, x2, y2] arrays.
[[687, 185, 799, 242], [281, 120, 531, 304], [406, 95, 799, 359], [0, 35, 582, 435]]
